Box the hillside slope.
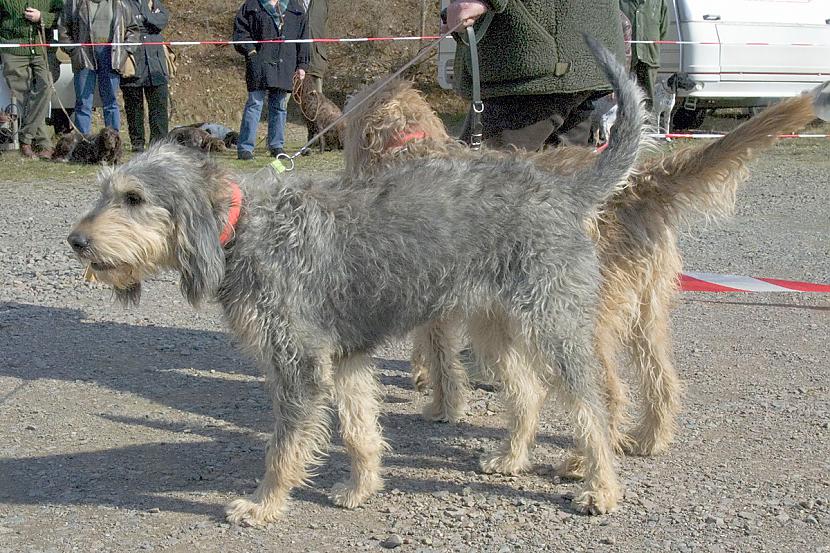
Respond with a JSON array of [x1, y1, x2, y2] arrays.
[[163, 0, 462, 124]]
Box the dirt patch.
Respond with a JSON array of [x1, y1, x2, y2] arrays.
[[163, 0, 463, 126]]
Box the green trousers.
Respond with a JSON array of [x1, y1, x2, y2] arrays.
[[633, 61, 659, 110], [1, 52, 53, 149]]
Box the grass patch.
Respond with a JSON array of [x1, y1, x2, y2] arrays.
[[0, 121, 345, 185], [2, 115, 825, 184], [0, 154, 101, 185]]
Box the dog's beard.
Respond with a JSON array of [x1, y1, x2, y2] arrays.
[[88, 262, 135, 285], [75, 220, 173, 304]]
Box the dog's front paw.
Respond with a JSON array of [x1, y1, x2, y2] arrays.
[[421, 399, 465, 424], [555, 453, 585, 481], [622, 425, 673, 457], [411, 363, 430, 393], [225, 497, 284, 526], [610, 429, 637, 456], [571, 483, 620, 515], [330, 477, 382, 509], [479, 450, 530, 476]]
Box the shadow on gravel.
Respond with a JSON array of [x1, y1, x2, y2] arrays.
[[0, 302, 576, 518]]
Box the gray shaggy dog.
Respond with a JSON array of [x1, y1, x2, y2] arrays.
[[67, 38, 646, 524]]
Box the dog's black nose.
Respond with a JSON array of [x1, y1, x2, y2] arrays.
[[67, 232, 90, 252]]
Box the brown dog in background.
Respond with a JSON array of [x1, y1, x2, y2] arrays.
[[343, 78, 829, 473], [293, 75, 344, 153], [167, 126, 227, 153], [52, 127, 123, 165]]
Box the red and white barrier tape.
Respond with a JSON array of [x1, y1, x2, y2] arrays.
[[651, 133, 830, 140], [680, 272, 830, 293], [2, 37, 830, 49], [1, 36, 440, 49], [630, 40, 830, 47]]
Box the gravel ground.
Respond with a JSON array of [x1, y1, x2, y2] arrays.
[[0, 141, 828, 553]]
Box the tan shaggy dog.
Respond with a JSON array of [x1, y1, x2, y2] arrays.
[[342, 78, 829, 476]]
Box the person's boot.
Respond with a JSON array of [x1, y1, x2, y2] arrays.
[[20, 144, 36, 159]]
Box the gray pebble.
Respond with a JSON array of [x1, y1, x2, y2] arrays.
[[381, 534, 404, 549]]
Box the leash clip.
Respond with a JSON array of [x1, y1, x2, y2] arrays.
[[270, 153, 295, 175]]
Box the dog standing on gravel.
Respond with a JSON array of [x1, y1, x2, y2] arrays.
[[344, 68, 830, 469], [67, 39, 645, 523]]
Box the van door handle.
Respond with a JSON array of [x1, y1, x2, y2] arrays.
[[703, 14, 721, 21], [826, 18, 830, 24]]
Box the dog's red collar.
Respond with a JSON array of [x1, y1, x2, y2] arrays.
[[385, 130, 428, 152], [219, 182, 243, 246]]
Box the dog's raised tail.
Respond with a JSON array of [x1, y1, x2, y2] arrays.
[[571, 35, 647, 212], [630, 80, 830, 226]]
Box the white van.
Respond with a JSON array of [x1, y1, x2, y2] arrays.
[[437, 0, 830, 129]]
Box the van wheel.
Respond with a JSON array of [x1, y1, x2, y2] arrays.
[[671, 107, 708, 131], [49, 109, 74, 136]]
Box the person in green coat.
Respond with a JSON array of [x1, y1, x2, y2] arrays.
[[0, 0, 63, 158], [300, 0, 328, 146], [303, 0, 327, 93], [446, 0, 626, 150], [619, 0, 668, 107]]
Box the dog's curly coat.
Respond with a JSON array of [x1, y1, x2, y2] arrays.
[[52, 127, 123, 165], [167, 126, 227, 153], [344, 71, 830, 471], [293, 75, 344, 153], [67, 40, 646, 523]]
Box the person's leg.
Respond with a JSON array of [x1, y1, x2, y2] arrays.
[[238, 89, 265, 156], [145, 83, 169, 144], [635, 62, 656, 111], [555, 93, 598, 147], [267, 89, 289, 154], [27, 54, 54, 151], [72, 65, 96, 135], [96, 47, 121, 130], [305, 74, 323, 143], [309, 74, 323, 94], [121, 86, 146, 151], [494, 93, 593, 150], [494, 118, 556, 151], [1, 53, 36, 147]]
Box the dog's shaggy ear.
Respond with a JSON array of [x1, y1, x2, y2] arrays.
[[172, 184, 225, 306]]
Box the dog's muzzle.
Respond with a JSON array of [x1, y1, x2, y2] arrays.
[[67, 231, 91, 253]]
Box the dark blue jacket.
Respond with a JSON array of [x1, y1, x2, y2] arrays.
[[232, 0, 309, 92], [121, 0, 170, 87]]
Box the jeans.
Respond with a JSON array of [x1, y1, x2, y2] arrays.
[[73, 46, 120, 134], [238, 88, 288, 154]]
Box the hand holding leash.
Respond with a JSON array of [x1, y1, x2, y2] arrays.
[[24, 7, 42, 23]]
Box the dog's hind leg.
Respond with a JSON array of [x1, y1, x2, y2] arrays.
[[544, 341, 620, 514], [330, 353, 387, 508], [471, 310, 545, 476], [225, 355, 333, 526], [521, 288, 621, 514], [623, 276, 682, 456], [595, 318, 634, 456], [409, 334, 431, 392], [415, 313, 469, 423]]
